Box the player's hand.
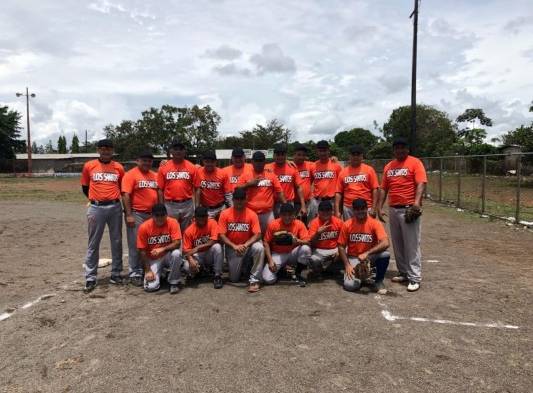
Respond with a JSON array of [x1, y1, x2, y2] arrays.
[[188, 258, 199, 273], [358, 252, 369, 262], [299, 206, 307, 216], [234, 244, 248, 256], [345, 264, 355, 280], [334, 211, 341, 219], [317, 222, 331, 234], [150, 247, 165, 258], [145, 271, 155, 282], [268, 261, 277, 273], [368, 208, 376, 218], [125, 214, 135, 228], [160, 159, 168, 166], [377, 209, 387, 223]]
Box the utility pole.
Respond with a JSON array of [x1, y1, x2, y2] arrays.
[[16, 87, 36, 174], [85, 129, 88, 152], [410, 0, 419, 156]]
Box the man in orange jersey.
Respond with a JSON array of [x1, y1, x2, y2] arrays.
[[335, 145, 379, 220], [307, 201, 343, 277], [157, 140, 197, 232], [137, 204, 183, 294], [223, 148, 253, 195], [122, 150, 159, 286], [266, 143, 307, 218], [182, 207, 224, 289], [377, 137, 427, 292], [292, 143, 314, 224], [218, 188, 264, 293], [81, 139, 125, 292], [308, 140, 342, 221], [194, 150, 231, 219], [338, 198, 390, 294], [237, 151, 286, 233], [262, 203, 311, 285]]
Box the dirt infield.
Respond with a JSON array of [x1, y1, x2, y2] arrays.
[[0, 196, 532, 393]]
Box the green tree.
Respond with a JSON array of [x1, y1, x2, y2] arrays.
[[215, 135, 244, 149], [382, 104, 457, 157], [31, 141, 38, 154], [45, 140, 55, 153], [334, 127, 379, 153], [57, 135, 67, 153], [0, 106, 24, 159], [239, 119, 291, 149], [105, 120, 147, 159], [367, 141, 393, 159], [500, 125, 533, 152], [71, 134, 80, 153]]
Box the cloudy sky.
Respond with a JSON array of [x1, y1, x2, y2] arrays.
[[1, 0, 532, 147]]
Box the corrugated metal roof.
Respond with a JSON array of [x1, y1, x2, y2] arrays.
[[16, 153, 100, 159]]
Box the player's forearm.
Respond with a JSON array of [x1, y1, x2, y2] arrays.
[[296, 187, 305, 206], [334, 193, 342, 214], [338, 246, 349, 267], [244, 233, 261, 248], [368, 239, 389, 256], [371, 188, 379, 209], [81, 185, 89, 198], [196, 240, 216, 254], [263, 242, 273, 263], [414, 183, 425, 206], [157, 189, 164, 204], [140, 251, 150, 273], [278, 192, 287, 203], [163, 240, 181, 253], [122, 193, 133, 215], [378, 189, 388, 210]]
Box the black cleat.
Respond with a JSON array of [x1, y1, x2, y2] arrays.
[[169, 285, 180, 294], [109, 275, 123, 285], [213, 275, 224, 289], [129, 276, 143, 287], [84, 280, 97, 293]]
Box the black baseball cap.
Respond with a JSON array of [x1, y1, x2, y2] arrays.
[[392, 137, 409, 147], [203, 150, 217, 160], [352, 198, 368, 210], [273, 144, 287, 154], [138, 149, 154, 159], [318, 200, 333, 211], [252, 151, 266, 161], [97, 139, 113, 148], [293, 143, 308, 153], [349, 145, 365, 155], [232, 147, 245, 157], [279, 203, 295, 214], [316, 140, 330, 149], [194, 206, 208, 217], [233, 187, 247, 200], [170, 139, 186, 149], [152, 203, 168, 216]]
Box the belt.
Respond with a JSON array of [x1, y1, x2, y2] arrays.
[[166, 198, 192, 204], [390, 204, 412, 209], [206, 202, 225, 209], [132, 209, 151, 214], [90, 199, 120, 206], [316, 196, 334, 201]]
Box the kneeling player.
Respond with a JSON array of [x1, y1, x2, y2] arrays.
[[263, 203, 311, 285], [307, 200, 343, 277], [137, 203, 183, 294], [338, 198, 390, 294], [218, 188, 264, 293], [182, 207, 224, 289]]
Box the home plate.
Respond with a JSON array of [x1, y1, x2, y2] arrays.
[[81, 254, 128, 268]]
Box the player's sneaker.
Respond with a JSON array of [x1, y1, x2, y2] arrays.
[[169, 285, 180, 294], [391, 273, 407, 283], [109, 275, 123, 285], [84, 280, 96, 293], [374, 280, 387, 295], [129, 276, 143, 287], [213, 275, 223, 289], [407, 281, 420, 292]]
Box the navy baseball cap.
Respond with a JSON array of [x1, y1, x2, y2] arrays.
[[203, 150, 217, 160], [293, 143, 308, 152], [349, 145, 365, 155], [233, 187, 247, 200], [194, 206, 208, 217], [316, 140, 330, 149], [97, 139, 114, 148], [252, 151, 266, 161], [152, 203, 168, 216], [273, 144, 287, 154], [232, 147, 245, 157], [318, 200, 333, 211], [392, 137, 409, 147], [138, 149, 154, 159], [170, 139, 186, 149], [279, 203, 295, 214], [352, 198, 368, 210]]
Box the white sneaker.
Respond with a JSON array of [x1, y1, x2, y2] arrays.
[[407, 281, 420, 292], [391, 274, 407, 283]]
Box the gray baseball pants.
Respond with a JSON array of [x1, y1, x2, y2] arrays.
[[144, 249, 182, 292], [182, 243, 224, 277], [126, 211, 151, 278], [165, 199, 194, 232], [262, 245, 312, 284], [343, 251, 390, 291], [258, 211, 275, 234], [225, 242, 265, 283], [389, 206, 422, 283]]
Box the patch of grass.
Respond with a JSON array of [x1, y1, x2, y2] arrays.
[[0, 177, 86, 203]]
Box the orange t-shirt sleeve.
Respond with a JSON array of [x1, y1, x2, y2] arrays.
[[293, 169, 304, 187], [136, 225, 147, 249], [369, 167, 379, 189], [335, 171, 344, 194], [169, 219, 182, 241], [373, 219, 388, 241], [121, 172, 135, 194], [264, 223, 275, 243], [272, 175, 283, 194], [217, 213, 228, 235], [182, 229, 193, 252], [117, 164, 125, 185], [250, 212, 261, 235], [297, 222, 309, 241], [338, 224, 348, 247], [157, 166, 166, 190], [307, 219, 319, 238], [414, 160, 428, 184], [222, 173, 231, 194], [209, 220, 219, 240], [81, 163, 90, 186], [381, 163, 390, 190]]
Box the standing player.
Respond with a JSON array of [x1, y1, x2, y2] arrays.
[[308, 140, 342, 221], [137, 203, 182, 294], [335, 145, 379, 220], [194, 150, 231, 219], [182, 207, 223, 289], [307, 201, 343, 277], [292, 143, 314, 224], [338, 198, 390, 294], [122, 150, 159, 286], [157, 140, 197, 232], [266, 144, 306, 218], [218, 188, 264, 293], [262, 203, 311, 285], [81, 139, 125, 292], [237, 151, 286, 233], [377, 137, 427, 292], [223, 147, 253, 193]]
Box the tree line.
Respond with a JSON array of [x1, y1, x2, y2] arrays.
[[1, 101, 532, 161]]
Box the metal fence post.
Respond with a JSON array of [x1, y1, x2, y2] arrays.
[[457, 157, 461, 208], [439, 157, 443, 202], [481, 156, 486, 214], [515, 154, 522, 224]]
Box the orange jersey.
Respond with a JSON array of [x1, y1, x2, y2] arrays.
[[266, 162, 303, 202], [137, 217, 181, 260], [308, 215, 343, 249], [121, 167, 159, 212], [237, 170, 283, 214], [194, 167, 230, 207], [338, 216, 387, 257], [381, 155, 427, 206], [336, 163, 379, 207], [264, 218, 308, 254], [223, 163, 253, 192], [311, 159, 342, 198], [295, 161, 314, 201], [182, 218, 219, 253], [81, 159, 125, 201], [218, 207, 261, 245], [157, 159, 197, 201]]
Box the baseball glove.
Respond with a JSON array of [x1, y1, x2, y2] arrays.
[[354, 258, 371, 281], [273, 230, 294, 246], [404, 206, 422, 223]]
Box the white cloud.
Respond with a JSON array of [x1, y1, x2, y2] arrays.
[[250, 44, 296, 74]]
